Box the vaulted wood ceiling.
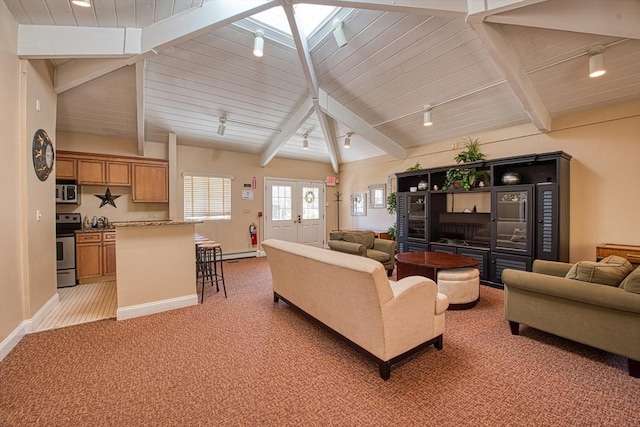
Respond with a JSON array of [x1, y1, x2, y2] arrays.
[[7, 0, 640, 172]]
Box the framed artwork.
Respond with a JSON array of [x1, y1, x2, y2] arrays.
[[350, 193, 367, 216], [368, 183, 386, 209], [387, 174, 397, 194]]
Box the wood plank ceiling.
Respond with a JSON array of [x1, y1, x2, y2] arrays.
[[6, 0, 640, 172]]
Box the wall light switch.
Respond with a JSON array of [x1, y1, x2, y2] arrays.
[[36, 210, 42, 221], [36, 99, 40, 111]]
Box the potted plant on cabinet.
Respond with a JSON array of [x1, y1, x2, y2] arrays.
[[442, 137, 489, 191], [386, 192, 397, 240]]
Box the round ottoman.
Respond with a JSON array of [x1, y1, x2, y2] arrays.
[[436, 267, 480, 310]]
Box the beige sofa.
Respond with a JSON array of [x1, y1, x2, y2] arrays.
[[328, 230, 397, 275], [502, 259, 640, 377], [262, 239, 448, 380]]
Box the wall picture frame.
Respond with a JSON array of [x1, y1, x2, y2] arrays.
[[350, 193, 367, 216], [368, 183, 386, 209]]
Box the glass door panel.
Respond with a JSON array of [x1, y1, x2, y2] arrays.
[[492, 185, 533, 255], [407, 193, 427, 240]]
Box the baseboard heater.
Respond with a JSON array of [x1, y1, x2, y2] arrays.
[[223, 250, 265, 261]]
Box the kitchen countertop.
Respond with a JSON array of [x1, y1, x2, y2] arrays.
[[76, 220, 202, 232], [112, 220, 203, 227]]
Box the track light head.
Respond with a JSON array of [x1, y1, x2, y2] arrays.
[[72, 0, 91, 7], [344, 132, 352, 148], [588, 45, 606, 78], [302, 133, 309, 150], [217, 117, 226, 136], [254, 30, 264, 57], [423, 106, 433, 127], [332, 19, 348, 48]]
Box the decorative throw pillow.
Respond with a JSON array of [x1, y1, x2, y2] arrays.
[[565, 255, 633, 286], [510, 228, 527, 242], [619, 266, 640, 294]]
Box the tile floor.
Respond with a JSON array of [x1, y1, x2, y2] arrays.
[[36, 281, 117, 332]]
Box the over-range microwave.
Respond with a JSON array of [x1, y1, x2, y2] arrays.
[[56, 183, 79, 204]]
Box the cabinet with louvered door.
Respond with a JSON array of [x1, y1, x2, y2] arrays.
[[396, 192, 407, 253], [490, 252, 532, 284], [536, 183, 560, 261]]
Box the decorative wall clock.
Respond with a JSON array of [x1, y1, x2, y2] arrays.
[[32, 129, 54, 181]]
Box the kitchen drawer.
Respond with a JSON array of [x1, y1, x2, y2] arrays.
[[596, 243, 640, 264], [103, 232, 116, 241], [76, 232, 102, 243]]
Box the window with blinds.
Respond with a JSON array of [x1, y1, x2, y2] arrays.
[[184, 175, 231, 220]]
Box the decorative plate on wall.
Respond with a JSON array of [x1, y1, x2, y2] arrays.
[[32, 129, 54, 181]]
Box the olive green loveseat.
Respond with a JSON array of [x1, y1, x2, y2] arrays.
[[328, 230, 397, 276], [502, 257, 640, 377]]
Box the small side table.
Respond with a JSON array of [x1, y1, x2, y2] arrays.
[[596, 243, 640, 264]]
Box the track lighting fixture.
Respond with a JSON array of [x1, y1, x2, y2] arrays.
[[344, 132, 352, 148], [423, 106, 433, 127], [302, 133, 309, 150], [588, 45, 606, 78], [332, 19, 348, 48], [217, 117, 226, 136], [253, 30, 264, 57], [71, 0, 91, 6]]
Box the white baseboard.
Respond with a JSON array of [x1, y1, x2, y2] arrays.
[[0, 321, 28, 362], [0, 292, 60, 362], [116, 293, 198, 321], [24, 293, 59, 333]]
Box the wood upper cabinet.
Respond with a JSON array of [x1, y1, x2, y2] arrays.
[[106, 162, 131, 186], [132, 163, 168, 202], [56, 157, 76, 180], [78, 160, 131, 186], [78, 160, 105, 185]]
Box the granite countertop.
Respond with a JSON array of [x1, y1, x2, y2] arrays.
[[76, 227, 115, 233], [112, 220, 203, 227]]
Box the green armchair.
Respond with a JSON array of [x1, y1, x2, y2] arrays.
[[328, 230, 397, 276]]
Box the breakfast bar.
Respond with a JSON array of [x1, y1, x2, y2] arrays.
[[114, 220, 201, 320]]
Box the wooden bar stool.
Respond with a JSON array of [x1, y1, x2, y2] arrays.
[[196, 242, 227, 302]]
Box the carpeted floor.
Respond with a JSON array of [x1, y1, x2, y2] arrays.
[[1, 257, 639, 426]]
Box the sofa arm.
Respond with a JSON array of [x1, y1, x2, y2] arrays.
[[328, 240, 366, 256], [390, 276, 449, 314], [532, 259, 574, 277], [373, 238, 397, 257], [502, 269, 640, 314]]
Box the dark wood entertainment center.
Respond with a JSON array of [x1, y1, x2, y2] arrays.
[[395, 151, 571, 288]]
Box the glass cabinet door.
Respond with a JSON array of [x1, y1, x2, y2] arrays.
[[491, 185, 533, 256], [407, 193, 428, 241]]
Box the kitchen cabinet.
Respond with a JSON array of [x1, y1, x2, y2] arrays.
[[56, 157, 76, 179], [76, 231, 116, 282], [77, 160, 131, 186], [106, 162, 131, 186], [132, 163, 168, 202], [77, 160, 105, 185]]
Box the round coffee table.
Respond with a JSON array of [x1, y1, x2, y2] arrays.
[[395, 251, 479, 281]]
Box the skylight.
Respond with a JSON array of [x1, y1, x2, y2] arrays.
[[252, 4, 338, 37]]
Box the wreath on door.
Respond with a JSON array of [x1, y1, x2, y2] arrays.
[[304, 190, 315, 204]]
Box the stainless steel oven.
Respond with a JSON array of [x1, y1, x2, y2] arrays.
[[56, 213, 81, 288]]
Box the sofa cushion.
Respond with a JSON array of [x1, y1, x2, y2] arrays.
[[620, 265, 640, 294], [565, 255, 633, 286], [366, 249, 391, 263], [343, 231, 375, 249]]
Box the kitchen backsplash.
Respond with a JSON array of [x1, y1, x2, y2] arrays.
[[55, 185, 169, 222]]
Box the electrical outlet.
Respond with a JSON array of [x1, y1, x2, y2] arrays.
[[148, 211, 156, 218]]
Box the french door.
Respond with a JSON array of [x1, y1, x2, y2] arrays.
[[264, 179, 325, 247]]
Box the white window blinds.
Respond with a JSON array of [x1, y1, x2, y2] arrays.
[[184, 175, 231, 220]]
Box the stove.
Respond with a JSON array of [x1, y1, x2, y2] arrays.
[[56, 213, 81, 287]]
